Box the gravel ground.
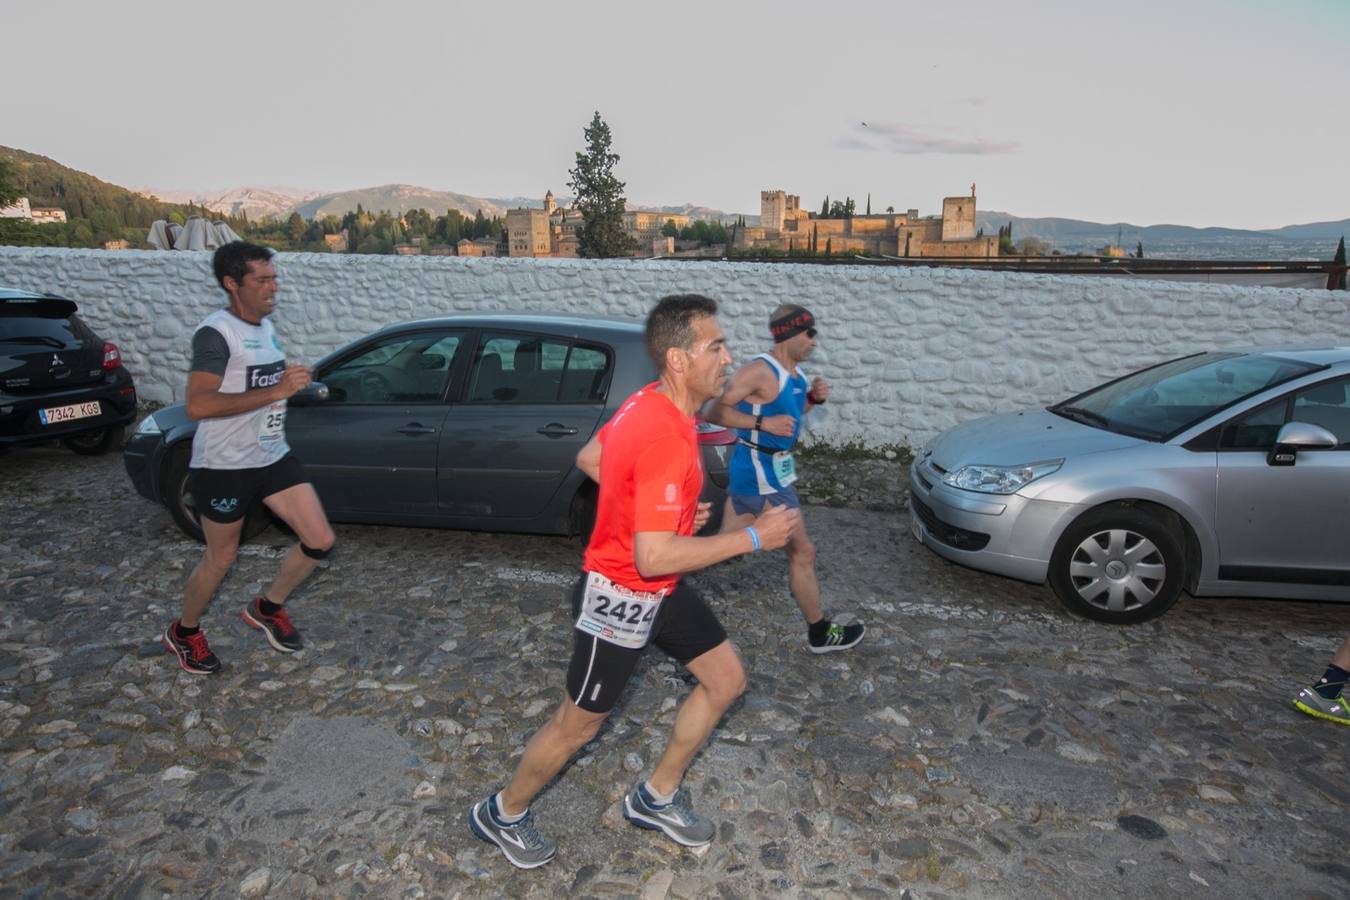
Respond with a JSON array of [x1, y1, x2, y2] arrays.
[[1, 442, 1347, 899]]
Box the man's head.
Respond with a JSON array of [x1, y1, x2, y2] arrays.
[[645, 294, 731, 401], [769, 303, 817, 362], [212, 241, 278, 323]]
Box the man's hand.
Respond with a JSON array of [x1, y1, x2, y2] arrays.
[[276, 365, 313, 399], [760, 414, 796, 437], [692, 501, 712, 532], [751, 502, 799, 552], [808, 376, 830, 404]]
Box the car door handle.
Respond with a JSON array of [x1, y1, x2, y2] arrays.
[[537, 423, 579, 437], [397, 423, 438, 435]]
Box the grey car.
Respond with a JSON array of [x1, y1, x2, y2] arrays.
[[909, 347, 1350, 623], [125, 314, 732, 542]]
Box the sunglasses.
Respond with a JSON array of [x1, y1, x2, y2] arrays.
[[805, 328, 817, 338]]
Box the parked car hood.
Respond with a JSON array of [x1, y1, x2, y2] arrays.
[[928, 408, 1146, 469]]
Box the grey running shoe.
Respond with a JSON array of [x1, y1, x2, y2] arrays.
[[468, 795, 556, 869], [623, 783, 715, 847], [809, 621, 866, 654], [1292, 686, 1350, 725]]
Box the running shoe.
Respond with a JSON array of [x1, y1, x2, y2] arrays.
[[469, 795, 556, 869], [162, 622, 221, 675], [1292, 686, 1350, 725], [242, 596, 303, 653], [808, 621, 866, 654], [622, 782, 714, 847]]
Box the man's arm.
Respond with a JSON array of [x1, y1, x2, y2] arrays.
[[576, 435, 601, 482], [701, 362, 794, 437], [634, 503, 797, 578], [185, 369, 309, 420]]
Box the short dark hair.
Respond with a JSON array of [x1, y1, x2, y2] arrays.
[[212, 241, 274, 291], [645, 294, 718, 373]]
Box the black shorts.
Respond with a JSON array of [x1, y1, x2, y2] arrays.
[[189, 454, 308, 524], [565, 573, 728, 714]]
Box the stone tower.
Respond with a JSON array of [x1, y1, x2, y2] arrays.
[[761, 190, 788, 233], [543, 190, 557, 215], [941, 195, 977, 242]]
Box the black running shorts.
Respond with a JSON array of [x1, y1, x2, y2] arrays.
[[189, 454, 308, 524], [565, 573, 728, 714]]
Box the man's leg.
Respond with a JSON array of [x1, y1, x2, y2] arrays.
[[260, 482, 335, 604], [181, 517, 245, 627], [499, 700, 608, 815], [164, 516, 243, 674], [785, 515, 824, 626], [648, 640, 746, 794], [242, 480, 335, 653]]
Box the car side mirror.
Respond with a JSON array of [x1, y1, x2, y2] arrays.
[[1266, 420, 1338, 466], [288, 381, 330, 406]]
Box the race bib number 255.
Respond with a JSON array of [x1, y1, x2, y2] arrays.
[[575, 571, 664, 649]]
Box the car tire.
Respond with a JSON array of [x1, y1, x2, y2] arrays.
[[161, 442, 272, 544], [63, 424, 125, 456], [1048, 504, 1186, 625], [570, 484, 597, 547]]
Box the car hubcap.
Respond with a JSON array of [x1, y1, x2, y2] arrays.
[[1068, 528, 1166, 612]]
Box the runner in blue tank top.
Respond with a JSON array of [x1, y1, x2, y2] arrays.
[[704, 305, 866, 654]]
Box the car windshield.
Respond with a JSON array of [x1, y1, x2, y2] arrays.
[[1049, 352, 1321, 441]]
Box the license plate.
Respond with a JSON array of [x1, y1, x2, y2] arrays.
[[909, 506, 923, 543], [38, 400, 101, 426]]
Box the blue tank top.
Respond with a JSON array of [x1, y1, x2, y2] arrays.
[[728, 354, 808, 496]]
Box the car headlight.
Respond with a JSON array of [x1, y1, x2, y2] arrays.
[[134, 414, 161, 436], [941, 459, 1063, 494]]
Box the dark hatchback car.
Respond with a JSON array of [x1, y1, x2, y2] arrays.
[[1, 287, 137, 455], [125, 313, 733, 542]]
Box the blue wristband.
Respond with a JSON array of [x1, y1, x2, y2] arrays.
[[746, 526, 761, 552]]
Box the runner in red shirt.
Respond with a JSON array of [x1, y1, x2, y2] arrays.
[[470, 294, 797, 868]]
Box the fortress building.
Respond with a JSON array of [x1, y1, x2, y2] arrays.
[[739, 187, 997, 258], [507, 190, 691, 258]]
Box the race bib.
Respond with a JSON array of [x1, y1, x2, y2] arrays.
[[575, 571, 665, 649], [772, 450, 797, 486], [257, 401, 286, 447]]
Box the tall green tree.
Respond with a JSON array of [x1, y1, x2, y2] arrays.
[[568, 112, 636, 258], [820, 196, 829, 217], [866, 193, 871, 215], [1332, 236, 1347, 290]]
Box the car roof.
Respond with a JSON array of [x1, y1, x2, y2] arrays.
[[1219, 346, 1350, 366], [387, 312, 645, 337], [0, 287, 70, 302]]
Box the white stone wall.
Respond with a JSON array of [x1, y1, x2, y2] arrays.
[[3, 247, 1347, 448]]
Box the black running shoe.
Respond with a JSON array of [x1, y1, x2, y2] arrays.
[[808, 621, 866, 654], [162, 622, 221, 675], [242, 596, 303, 652]]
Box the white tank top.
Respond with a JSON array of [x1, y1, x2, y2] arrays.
[[190, 310, 290, 470]]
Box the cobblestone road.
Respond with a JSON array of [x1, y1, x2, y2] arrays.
[[1, 445, 1347, 899]]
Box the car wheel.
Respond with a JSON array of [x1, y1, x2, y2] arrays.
[[569, 484, 597, 546], [161, 443, 272, 544], [63, 424, 124, 456], [1048, 504, 1186, 624]]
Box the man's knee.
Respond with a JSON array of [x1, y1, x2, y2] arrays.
[[789, 535, 816, 567], [704, 663, 747, 710], [301, 531, 335, 560], [203, 542, 238, 571], [551, 703, 606, 750]]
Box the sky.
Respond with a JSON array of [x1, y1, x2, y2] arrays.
[[5, 0, 1348, 229]]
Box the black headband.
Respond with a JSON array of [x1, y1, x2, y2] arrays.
[[770, 308, 815, 343]]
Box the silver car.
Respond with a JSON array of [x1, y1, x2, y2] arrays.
[[909, 347, 1350, 623]]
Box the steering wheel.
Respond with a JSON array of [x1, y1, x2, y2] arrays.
[[358, 370, 392, 402]]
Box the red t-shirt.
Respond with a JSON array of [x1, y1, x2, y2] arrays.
[[583, 383, 703, 594]]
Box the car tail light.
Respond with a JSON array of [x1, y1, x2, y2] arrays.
[[102, 342, 122, 371], [695, 420, 736, 446]]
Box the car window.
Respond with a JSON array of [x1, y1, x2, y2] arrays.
[[0, 303, 94, 344], [1051, 352, 1320, 441], [1291, 378, 1350, 448], [321, 331, 462, 403], [466, 333, 610, 404], [1220, 400, 1288, 450]]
